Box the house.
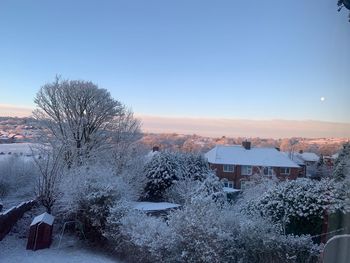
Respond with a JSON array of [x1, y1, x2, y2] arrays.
[[205, 142, 300, 189], [284, 150, 320, 176]]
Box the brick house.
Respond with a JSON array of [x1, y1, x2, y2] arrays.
[[205, 142, 301, 189]]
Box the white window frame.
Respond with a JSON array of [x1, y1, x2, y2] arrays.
[[241, 165, 253, 176], [240, 180, 253, 190], [280, 167, 291, 175], [223, 164, 234, 173], [223, 181, 234, 188], [263, 167, 274, 176]]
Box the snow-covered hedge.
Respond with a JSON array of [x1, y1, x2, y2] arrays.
[[245, 178, 348, 236], [118, 196, 320, 263]]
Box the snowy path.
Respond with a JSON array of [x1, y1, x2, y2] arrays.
[[0, 234, 121, 263]]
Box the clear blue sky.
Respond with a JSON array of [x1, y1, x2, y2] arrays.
[[0, 0, 349, 122]]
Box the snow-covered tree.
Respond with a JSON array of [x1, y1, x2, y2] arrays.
[[333, 143, 350, 181], [181, 153, 210, 181], [34, 76, 140, 166], [142, 152, 179, 201], [33, 145, 66, 214]]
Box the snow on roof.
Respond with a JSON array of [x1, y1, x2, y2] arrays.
[[223, 187, 241, 193], [205, 145, 299, 168], [30, 212, 55, 226], [133, 202, 180, 211], [281, 152, 305, 165], [298, 152, 319, 162], [332, 153, 339, 159]]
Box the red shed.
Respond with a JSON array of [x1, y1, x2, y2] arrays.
[[26, 212, 55, 251]]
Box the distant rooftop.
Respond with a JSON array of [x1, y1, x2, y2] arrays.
[[205, 145, 300, 168]]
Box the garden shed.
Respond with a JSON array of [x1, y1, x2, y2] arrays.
[[27, 212, 55, 251]]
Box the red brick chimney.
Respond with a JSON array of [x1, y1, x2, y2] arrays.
[[152, 146, 160, 152]]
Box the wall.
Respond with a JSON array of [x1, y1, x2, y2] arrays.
[[210, 163, 302, 189], [0, 200, 36, 241]]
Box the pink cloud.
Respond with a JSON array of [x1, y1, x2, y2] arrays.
[[137, 114, 350, 138], [0, 104, 32, 117]]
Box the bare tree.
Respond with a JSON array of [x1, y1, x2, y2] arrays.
[[34, 76, 140, 165], [32, 145, 65, 214], [109, 109, 142, 174]]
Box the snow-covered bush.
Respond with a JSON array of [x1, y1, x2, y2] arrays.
[[118, 209, 176, 262], [245, 178, 347, 236], [59, 165, 136, 241], [166, 170, 225, 205], [119, 196, 321, 263]]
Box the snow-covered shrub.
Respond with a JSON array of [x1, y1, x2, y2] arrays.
[[118, 210, 176, 262], [119, 195, 321, 263], [245, 178, 347, 236], [59, 165, 136, 241], [166, 170, 225, 205], [166, 194, 226, 263]]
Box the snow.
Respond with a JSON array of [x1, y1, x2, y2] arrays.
[[0, 234, 120, 263], [30, 212, 55, 226], [298, 152, 319, 162], [205, 145, 300, 168], [223, 187, 241, 193], [133, 201, 180, 211], [283, 152, 319, 165], [0, 143, 34, 155]]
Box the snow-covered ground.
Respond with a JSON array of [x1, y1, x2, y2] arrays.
[[0, 234, 121, 263], [0, 143, 34, 155]]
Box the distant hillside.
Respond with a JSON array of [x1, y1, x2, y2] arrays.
[[141, 133, 348, 156], [0, 117, 347, 156]]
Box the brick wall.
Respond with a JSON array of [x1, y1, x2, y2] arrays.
[[210, 163, 302, 189]]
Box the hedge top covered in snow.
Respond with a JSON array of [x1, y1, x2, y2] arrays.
[[205, 145, 300, 168]]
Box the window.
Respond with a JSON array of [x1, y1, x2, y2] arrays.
[[240, 180, 253, 190], [223, 181, 234, 188], [280, 167, 290, 175], [263, 167, 274, 176], [223, 164, 234, 172], [241, 165, 253, 175]]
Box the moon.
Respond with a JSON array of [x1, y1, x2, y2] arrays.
[[320, 97, 325, 102]]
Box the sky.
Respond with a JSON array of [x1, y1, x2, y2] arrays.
[[0, 1, 349, 137]]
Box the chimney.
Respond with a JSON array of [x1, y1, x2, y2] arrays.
[[299, 150, 303, 154], [275, 147, 280, 151], [152, 146, 160, 152], [242, 141, 251, 150]]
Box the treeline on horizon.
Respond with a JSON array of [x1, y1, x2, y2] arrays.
[[0, 116, 346, 156]]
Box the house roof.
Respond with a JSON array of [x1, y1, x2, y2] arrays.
[[205, 145, 300, 168], [283, 152, 319, 164], [30, 212, 55, 226], [298, 152, 319, 162]]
